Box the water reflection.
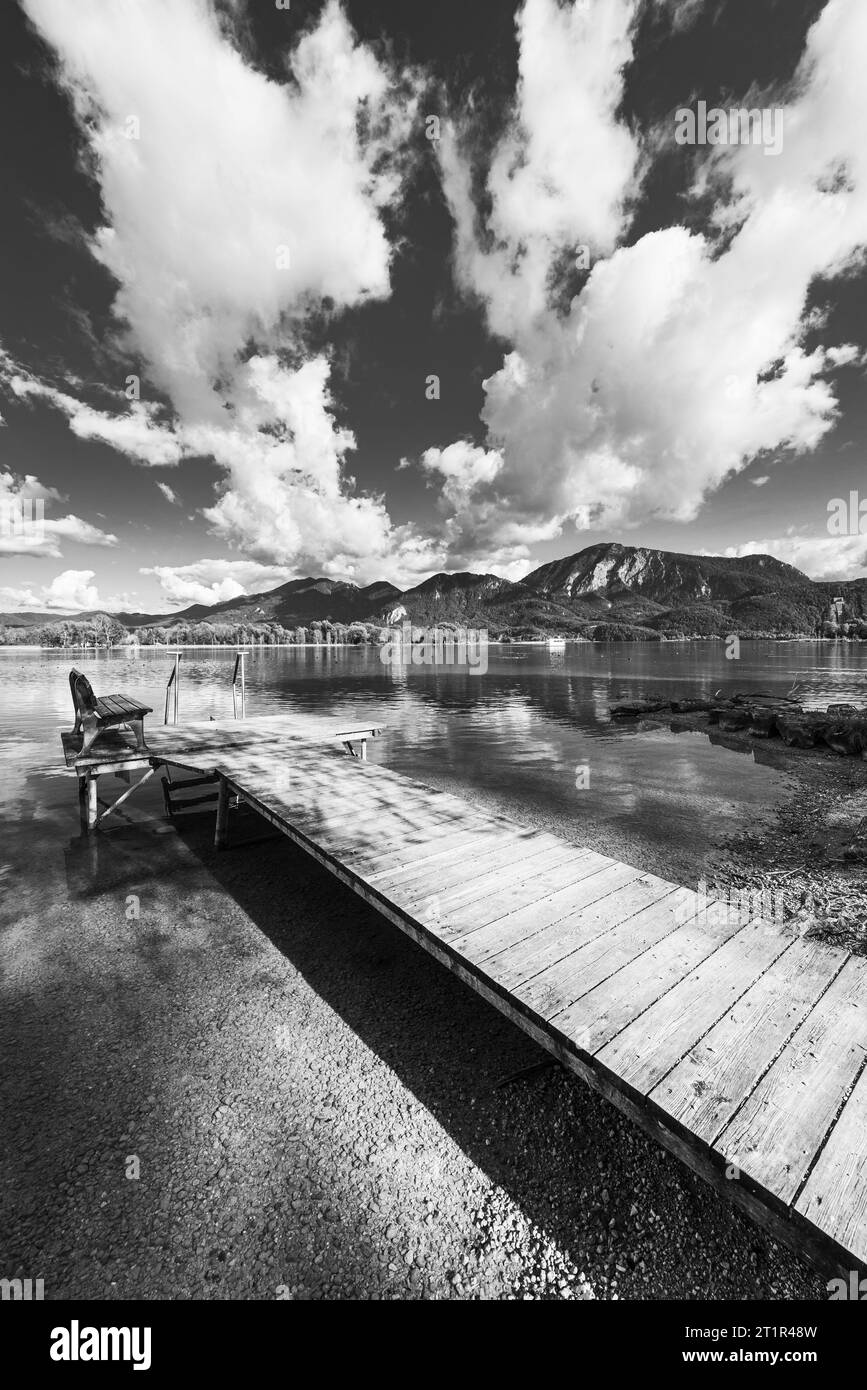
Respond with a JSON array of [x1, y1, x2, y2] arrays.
[[2, 641, 863, 859]]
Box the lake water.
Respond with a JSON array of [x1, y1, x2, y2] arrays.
[[2, 640, 865, 878]]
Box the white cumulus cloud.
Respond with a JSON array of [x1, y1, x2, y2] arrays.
[[20, 0, 438, 585], [0, 569, 133, 613], [140, 558, 294, 609], [0, 467, 117, 557], [423, 0, 867, 571], [718, 535, 867, 583]]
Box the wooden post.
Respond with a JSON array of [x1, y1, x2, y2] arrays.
[[174, 651, 180, 724], [78, 775, 89, 834], [214, 777, 230, 849], [86, 774, 98, 832]]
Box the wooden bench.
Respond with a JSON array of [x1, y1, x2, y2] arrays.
[[69, 668, 152, 758]]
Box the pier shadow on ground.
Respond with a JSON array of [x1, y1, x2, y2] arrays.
[[1, 772, 828, 1302], [159, 799, 826, 1300]]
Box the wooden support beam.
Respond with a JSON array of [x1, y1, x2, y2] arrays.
[[95, 767, 156, 825], [214, 777, 231, 850]]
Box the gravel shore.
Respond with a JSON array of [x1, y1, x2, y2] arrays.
[[594, 712, 867, 952], [0, 763, 834, 1301]]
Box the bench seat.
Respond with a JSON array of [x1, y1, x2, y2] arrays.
[[94, 694, 152, 720], [69, 668, 153, 758]]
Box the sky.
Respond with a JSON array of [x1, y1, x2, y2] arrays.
[[1, 0, 866, 615]]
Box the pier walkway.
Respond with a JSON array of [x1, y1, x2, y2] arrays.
[[61, 714, 867, 1277]]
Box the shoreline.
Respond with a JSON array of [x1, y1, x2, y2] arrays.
[[1, 635, 865, 653], [609, 705, 867, 953]]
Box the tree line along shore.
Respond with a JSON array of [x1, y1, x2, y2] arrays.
[[3, 611, 867, 650]]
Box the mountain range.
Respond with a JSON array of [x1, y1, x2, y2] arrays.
[[3, 543, 866, 639]]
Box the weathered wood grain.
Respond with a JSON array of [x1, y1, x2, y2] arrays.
[[595, 921, 796, 1094], [515, 886, 687, 1019], [549, 906, 748, 1051], [796, 1060, 867, 1261], [717, 957, 867, 1204], [651, 938, 846, 1144]]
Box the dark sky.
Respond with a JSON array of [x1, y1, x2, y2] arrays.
[[1, 0, 865, 614]]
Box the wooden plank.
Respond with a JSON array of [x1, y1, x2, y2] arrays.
[[402, 845, 598, 938], [595, 921, 796, 1094], [430, 847, 599, 936], [226, 779, 489, 876], [317, 795, 500, 852], [488, 871, 678, 995], [113, 696, 148, 715], [319, 809, 487, 861], [651, 938, 846, 1144], [717, 957, 867, 1204], [475, 863, 647, 988], [441, 851, 618, 957], [515, 886, 691, 1019], [797, 1061, 867, 1263], [412, 842, 590, 917], [365, 831, 566, 892], [210, 754, 435, 808], [151, 714, 385, 745], [94, 693, 150, 718], [348, 826, 503, 879], [380, 835, 552, 922], [549, 904, 747, 1051], [372, 829, 557, 901], [244, 779, 439, 831], [228, 774, 471, 838]]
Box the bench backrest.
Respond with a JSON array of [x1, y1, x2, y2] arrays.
[[69, 668, 98, 715]]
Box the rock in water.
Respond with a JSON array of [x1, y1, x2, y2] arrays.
[[819, 716, 867, 756], [718, 709, 753, 732], [610, 699, 670, 718], [776, 714, 819, 748]]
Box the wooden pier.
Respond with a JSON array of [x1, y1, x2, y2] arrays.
[[61, 714, 385, 831], [61, 714, 867, 1277]]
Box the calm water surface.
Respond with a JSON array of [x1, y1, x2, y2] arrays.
[[2, 641, 865, 866]]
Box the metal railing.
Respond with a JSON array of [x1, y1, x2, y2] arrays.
[[163, 648, 249, 725], [232, 649, 248, 719], [164, 650, 182, 725]]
